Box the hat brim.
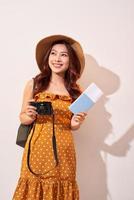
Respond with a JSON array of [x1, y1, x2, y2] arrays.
[[36, 34, 85, 76]]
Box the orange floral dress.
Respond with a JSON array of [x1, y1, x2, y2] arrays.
[[12, 91, 79, 200]]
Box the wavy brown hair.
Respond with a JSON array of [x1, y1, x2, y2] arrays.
[[33, 40, 82, 101]]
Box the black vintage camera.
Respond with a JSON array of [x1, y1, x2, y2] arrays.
[[30, 101, 53, 115]]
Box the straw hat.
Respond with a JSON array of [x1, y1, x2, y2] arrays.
[[35, 34, 85, 76]]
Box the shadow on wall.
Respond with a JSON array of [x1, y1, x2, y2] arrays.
[[74, 54, 134, 200]]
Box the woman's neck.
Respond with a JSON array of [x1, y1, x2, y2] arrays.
[[50, 73, 65, 86], [46, 72, 69, 95]]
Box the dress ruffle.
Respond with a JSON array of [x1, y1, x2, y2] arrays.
[[34, 91, 73, 101], [13, 177, 79, 200]]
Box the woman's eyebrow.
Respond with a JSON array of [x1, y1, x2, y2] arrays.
[[51, 49, 68, 54]]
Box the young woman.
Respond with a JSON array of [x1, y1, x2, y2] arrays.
[[13, 34, 87, 200]]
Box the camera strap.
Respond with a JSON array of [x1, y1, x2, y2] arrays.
[[52, 113, 58, 165], [27, 112, 59, 177]]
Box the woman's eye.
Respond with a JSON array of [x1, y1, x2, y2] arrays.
[[50, 52, 56, 55], [62, 54, 68, 57]]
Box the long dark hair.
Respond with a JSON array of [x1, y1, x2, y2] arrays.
[[33, 40, 82, 101]]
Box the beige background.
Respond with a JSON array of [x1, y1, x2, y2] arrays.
[[0, 0, 134, 200]]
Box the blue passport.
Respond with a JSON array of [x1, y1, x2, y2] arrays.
[[69, 83, 103, 114]]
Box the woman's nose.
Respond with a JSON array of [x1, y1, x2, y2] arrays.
[[55, 54, 61, 62]]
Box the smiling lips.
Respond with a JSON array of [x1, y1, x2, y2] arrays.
[[53, 63, 63, 68]]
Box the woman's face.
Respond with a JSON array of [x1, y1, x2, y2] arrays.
[[48, 43, 69, 75]]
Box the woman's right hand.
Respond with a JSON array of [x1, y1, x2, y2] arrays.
[[24, 99, 38, 121]]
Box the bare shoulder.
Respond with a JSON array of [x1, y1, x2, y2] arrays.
[[24, 78, 34, 93], [20, 78, 34, 113], [25, 78, 34, 89], [22, 78, 34, 100]]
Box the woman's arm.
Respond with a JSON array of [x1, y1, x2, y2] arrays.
[[19, 79, 37, 125]]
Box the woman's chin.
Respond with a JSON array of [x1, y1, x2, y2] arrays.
[[51, 68, 65, 74]]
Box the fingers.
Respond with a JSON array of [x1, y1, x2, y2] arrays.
[[74, 116, 84, 123], [26, 111, 37, 119], [27, 105, 37, 111], [73, 112, 87, 123], [25, 108, 37, 118], [25, 100, 38, 118], [76, 112, 87, 117], [75, 112, 87, 120], [27, 108, 37, 115]]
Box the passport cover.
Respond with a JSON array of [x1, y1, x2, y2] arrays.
[[69, 83, 103, 114]]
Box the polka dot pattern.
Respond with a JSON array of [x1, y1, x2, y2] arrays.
[[12, 92, 79, 200]]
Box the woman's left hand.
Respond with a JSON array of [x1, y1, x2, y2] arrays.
[[71, 112, 87, 129]]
